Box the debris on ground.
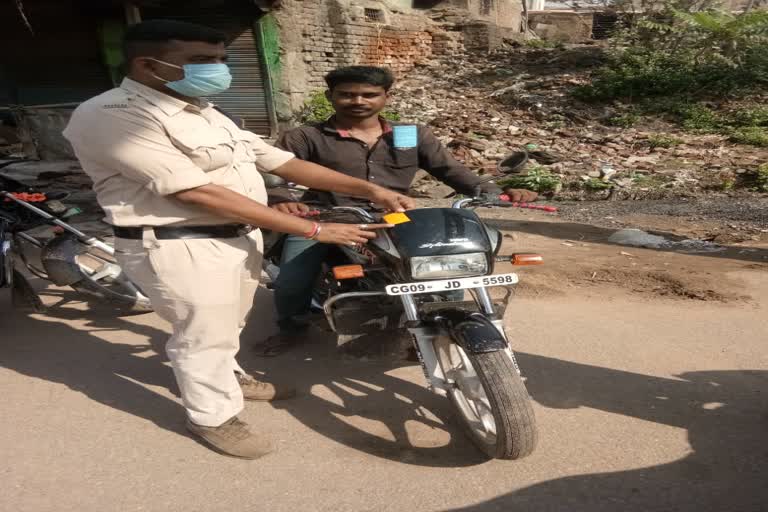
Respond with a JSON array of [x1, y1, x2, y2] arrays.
[[608, 228, 727, 253], [391, 45, 768, 201], [609, 229, 669, 249]]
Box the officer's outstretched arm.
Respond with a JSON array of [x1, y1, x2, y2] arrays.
[[272, 158, 414, 212], [173, 184, 390, 246]]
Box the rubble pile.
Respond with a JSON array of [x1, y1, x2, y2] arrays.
[[390, 45, 768, 200]]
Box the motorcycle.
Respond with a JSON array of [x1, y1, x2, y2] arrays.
[[0, 173, 152, 314], [262, 174, 547, 460]]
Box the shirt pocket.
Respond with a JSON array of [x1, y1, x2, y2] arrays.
[[388, 147, 419, 169], [168, 126, 235, 172], [222, 125, 260, 163]]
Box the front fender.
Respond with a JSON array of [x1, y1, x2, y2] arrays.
[[427, 308, 507, 354]]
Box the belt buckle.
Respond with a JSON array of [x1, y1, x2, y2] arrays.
[[237, 224, 254, 236]]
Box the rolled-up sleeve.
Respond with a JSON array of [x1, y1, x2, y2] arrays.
[[63, 104, 212, 196], [250, 137, 295, 172]]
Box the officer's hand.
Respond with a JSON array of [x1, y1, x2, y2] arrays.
[[272, 202, 311, 216], [369, 188, 416, 212], [503, 188, 539, 202], [317, 223, 393, 246]]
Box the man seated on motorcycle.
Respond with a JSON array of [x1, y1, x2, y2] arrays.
[[262, 65, 537, 355]]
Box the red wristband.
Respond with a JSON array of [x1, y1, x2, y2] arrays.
[[303, 222, 320, 239]]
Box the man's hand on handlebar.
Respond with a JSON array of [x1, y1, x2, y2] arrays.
[[272, 201, 312, 216], [502, 188, 539, 203], [368, 188, 415, 212], [316, 222, 394, 246]]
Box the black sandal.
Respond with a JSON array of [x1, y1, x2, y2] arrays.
[[253, 333, 303, 357]]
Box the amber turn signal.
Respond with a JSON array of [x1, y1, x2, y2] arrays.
[[333, 265, 365, 280], [511, 253, 544, 265]]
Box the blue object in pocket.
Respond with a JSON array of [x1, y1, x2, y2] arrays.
[[392, 125, 418, 149]]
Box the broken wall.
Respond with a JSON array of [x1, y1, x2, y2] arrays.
[[436, 0, 522, 29], [528, 11, 594, 42], [273, 0, 435, 118]]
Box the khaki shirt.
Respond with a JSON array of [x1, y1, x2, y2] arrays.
[[63, 78, 294, 227]]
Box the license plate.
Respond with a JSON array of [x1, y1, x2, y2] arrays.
[[385, 273, 519, 296]]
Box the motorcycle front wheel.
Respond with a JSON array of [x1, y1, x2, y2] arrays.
[[434, 335, 538, 460]]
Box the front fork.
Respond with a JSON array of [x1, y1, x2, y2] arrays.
[[402, 287, 512, 396]]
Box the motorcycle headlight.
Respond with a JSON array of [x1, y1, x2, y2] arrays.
[[410, 253, 488, 280]]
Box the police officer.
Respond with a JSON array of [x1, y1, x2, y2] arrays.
[[63, 20, 413, 459]]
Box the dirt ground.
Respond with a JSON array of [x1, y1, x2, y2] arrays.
[[1, 206, 766, 512]]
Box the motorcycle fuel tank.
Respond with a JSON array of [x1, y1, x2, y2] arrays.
[[387, 208, 492, 259]]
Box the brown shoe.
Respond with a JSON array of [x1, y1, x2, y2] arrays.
[[237, 372, 296, 401], [186, 416, 273, 459]]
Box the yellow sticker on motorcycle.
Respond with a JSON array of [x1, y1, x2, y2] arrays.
[[383, 212, 411, 225]]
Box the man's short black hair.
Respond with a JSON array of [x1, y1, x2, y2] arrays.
[[123, 20, 227, 63], [324, 66, 395, 91]]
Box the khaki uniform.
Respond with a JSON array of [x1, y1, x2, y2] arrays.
[[63, 78, 295, 426]]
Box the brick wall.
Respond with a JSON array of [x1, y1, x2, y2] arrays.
[[273, 0, 435, 119], [272, 0, 523, 121]]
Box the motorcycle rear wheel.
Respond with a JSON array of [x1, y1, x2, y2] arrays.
[[434, 337, 537, 460]]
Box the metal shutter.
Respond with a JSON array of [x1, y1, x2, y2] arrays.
[[142, 6, 273, 135]]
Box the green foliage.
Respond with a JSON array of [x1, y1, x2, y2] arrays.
[[607, 112, 640, 128], [731, 106, 768, 127], [300, 91, 335, 124], [677, 103, 724, 131], [721, 177, 736, 190], [755, 164, 768, 192], [523, 38, 560, 49], [668, 102, 768, 146], [300, 90, 401, 123], [498, 167, 562, 193], [632, 173, 670, 188], [584, 178, 613, 191], [728, 127, 768, 147], [382, 109, 402, 122], [579, 6, 768, 102], [647, 134, 683, 148]]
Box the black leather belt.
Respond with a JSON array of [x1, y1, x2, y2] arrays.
[[113, 224, 252, 240]]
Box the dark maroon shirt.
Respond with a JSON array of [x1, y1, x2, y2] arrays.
[[272, 118, 499, 206]]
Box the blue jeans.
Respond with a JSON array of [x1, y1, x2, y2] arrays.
[[273, 236, 328, 331], [273, 236, 465, 332]]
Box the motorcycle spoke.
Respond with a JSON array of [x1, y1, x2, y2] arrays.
[[456, 373, 484, 397], [475, 399, 497, 436], [435, 336, 500, 443]]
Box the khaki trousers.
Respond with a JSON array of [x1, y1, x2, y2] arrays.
[[115, 228, 263, 427]]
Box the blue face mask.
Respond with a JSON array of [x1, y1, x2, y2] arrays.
[[151, 59, 232, 97]]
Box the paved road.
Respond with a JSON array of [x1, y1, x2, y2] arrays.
[[1, 269, 766, 512]]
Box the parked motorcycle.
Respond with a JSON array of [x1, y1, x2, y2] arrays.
[[0, 174, 152, 314], [263, 175, 545, 460]]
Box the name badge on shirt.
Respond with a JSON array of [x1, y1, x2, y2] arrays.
[[392, 125, 418, 149]]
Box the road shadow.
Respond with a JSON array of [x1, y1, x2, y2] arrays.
[[444, 353, 768, 512], [242, 327, 488, 468], [483, 218, 768, 264], [0, 289, 184, 435]]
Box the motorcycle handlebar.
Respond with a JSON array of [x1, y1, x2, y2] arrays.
[[283, 194, 558, 221], [452, 194, 557, 212]]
